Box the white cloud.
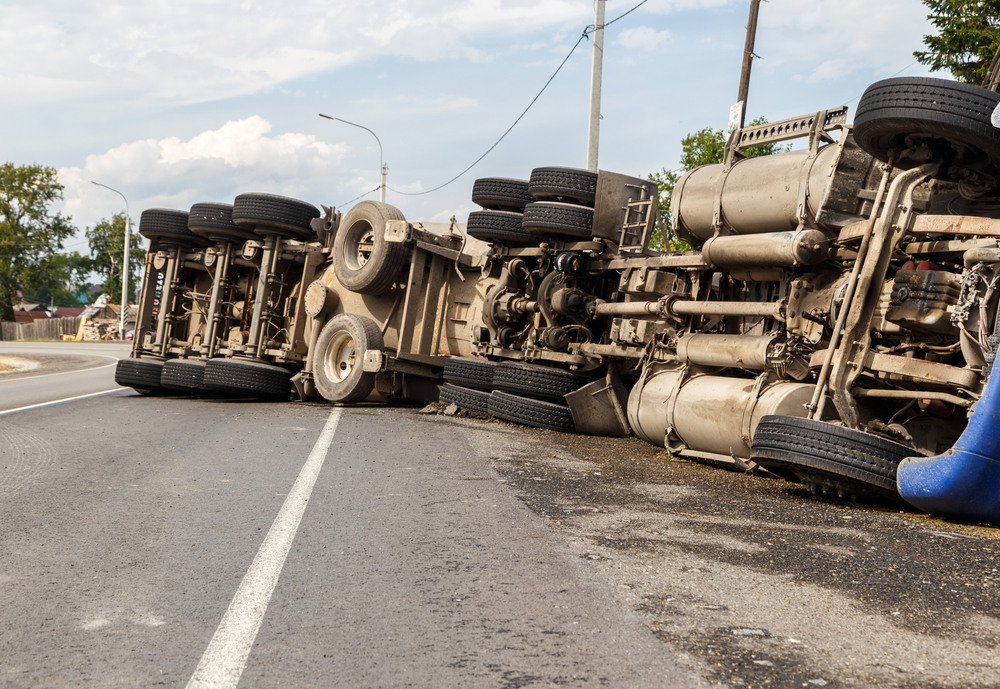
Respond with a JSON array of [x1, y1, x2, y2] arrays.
[[615, 26, 672, 51], [58, 117, 348, 234]]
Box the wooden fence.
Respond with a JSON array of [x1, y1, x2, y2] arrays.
[[0, 317, 82, 341]]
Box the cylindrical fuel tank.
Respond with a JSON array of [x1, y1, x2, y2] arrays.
[[701, 230, 829, 269], [674, 334, 779, 369], [627, 368, 814, 457], [672, 144, 841, 243]]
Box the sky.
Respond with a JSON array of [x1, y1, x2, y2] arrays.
[[0, 0, 938, 256]]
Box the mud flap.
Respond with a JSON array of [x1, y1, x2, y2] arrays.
[[897, 368, 1000, 523]]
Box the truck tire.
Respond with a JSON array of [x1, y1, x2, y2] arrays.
[[188, 202, 255, 242], [853, 77, 1000, 179], [161, 358, 208, 393], [471, 178, 534, 212], [231, 192, 320, 238], [439, 383, 489, 414], [139, 209, 205, 246], [443, 357, 496, 390], [528, 166, 598, 205], [521, 202, 594, 239], [751, 415, 912, 502], [203, 358, 291, 401], [493, 361, 593, 400], [488, 390, 576, 433], [313, 313, 384, 403], [332, 201, 408, 295], [115, 358, 172, 395], [466, 210, 540, 246]]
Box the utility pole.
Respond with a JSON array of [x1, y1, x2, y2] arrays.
[[91, 181, 131, 340], [319, 114, 386, 203], [736, 0, 762, 129], [380, 163, 387, 203], [586, 0, 606, 172]]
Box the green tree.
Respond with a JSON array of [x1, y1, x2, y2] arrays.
[[20, 251, 94, 307], [86, 212, 145, 303], [0, 163, 76, 320], [648, 117, 789, 250], [913, 0, 1000, 84]]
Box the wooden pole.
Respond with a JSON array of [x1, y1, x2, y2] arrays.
[[736, 0, 761, 128]]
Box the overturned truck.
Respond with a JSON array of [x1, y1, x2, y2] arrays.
[[117, 77, 1000, 524]]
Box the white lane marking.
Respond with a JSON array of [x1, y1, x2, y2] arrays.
[[0, 389, 121, 416], [185, 408, 343, 689], [0, 358, 119, 383]]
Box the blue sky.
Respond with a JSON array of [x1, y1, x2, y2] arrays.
[[0, 0, 937, 253]]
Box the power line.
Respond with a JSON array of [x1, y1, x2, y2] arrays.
[[335, 186, 380, 208], [385, 0, 650, 198]]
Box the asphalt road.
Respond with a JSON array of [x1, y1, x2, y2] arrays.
[[2, 343, 999, 688]]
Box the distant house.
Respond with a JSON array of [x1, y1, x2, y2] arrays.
[[12, 302, 54, 323]]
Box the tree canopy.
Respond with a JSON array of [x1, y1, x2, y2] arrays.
[[86, 211, 145, 303], [913, 0, 1000, 84], [648, 117, 788, 250], [0, 163, 76, 320]]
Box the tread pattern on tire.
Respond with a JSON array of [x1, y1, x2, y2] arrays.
[[231, 193, 320, 235], [471, 178, 534, 212], [528, 167, 598, 205], [493, 361, 592, 399], [521, 202, 594, 238], [466, 210, 540, 246], [161, 358, 208, 391], [439, 383, 490, 414], [204, 359, 291, 400], [188, 202, 255, 240], [488, 390, 575, 433], [853, 77, 1000, 174], [115, 358, 165, 390], [443, 357, 497, 390], [139, 209, 201, 243]]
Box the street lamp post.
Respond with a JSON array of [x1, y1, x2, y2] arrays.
[[318, 114, 386, 202], [91, 181, 131, 340]]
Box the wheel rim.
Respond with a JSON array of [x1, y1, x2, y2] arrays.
[[343, 221, 375, 271], [324, 330, 356, 383]]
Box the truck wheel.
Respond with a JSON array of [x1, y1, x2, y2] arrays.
[[161, 358, 208, 393], [471, 178, 534, 212], [203, 359, 291, 401], [493, 361, 594, 400], [139, 209, 206, 247], [488, 390, 576, 433], [528, 166, 598, 205], [115, 358, 172, 395], [188, 202, 256, 242], [751, 415, 912, 502], [439, 383, 490, 414], [443, 357, 496, 390], [521, 202, 594, 239], [231, 193, 320, 239], [853, 77, 1000, 180], [332, 201, 408, 295], [314, 313, 384, 403], [466, 210, 540, 246]]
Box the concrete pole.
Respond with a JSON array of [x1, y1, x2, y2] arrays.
[[586, 0, 606, 172], [91, 181, 131, 340], [380, 164, 387, 203]]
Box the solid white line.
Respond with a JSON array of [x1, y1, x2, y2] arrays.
[[0, 388, 121, 416], [0, 359, 119, 383], [185, 408, 343, 689]]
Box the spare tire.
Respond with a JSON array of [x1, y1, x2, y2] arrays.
[[332, 201, 408, 295], [471, 178, 534, 212], [528, 166, 598, 205], [139, 209, 206, 246], [853, 77, 1000, 181], [466, 210, 540, 246], [231, 193, 320, 238]]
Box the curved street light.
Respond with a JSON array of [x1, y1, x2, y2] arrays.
[[319, 114, 387, 202], [91, 181, 132, 341]]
